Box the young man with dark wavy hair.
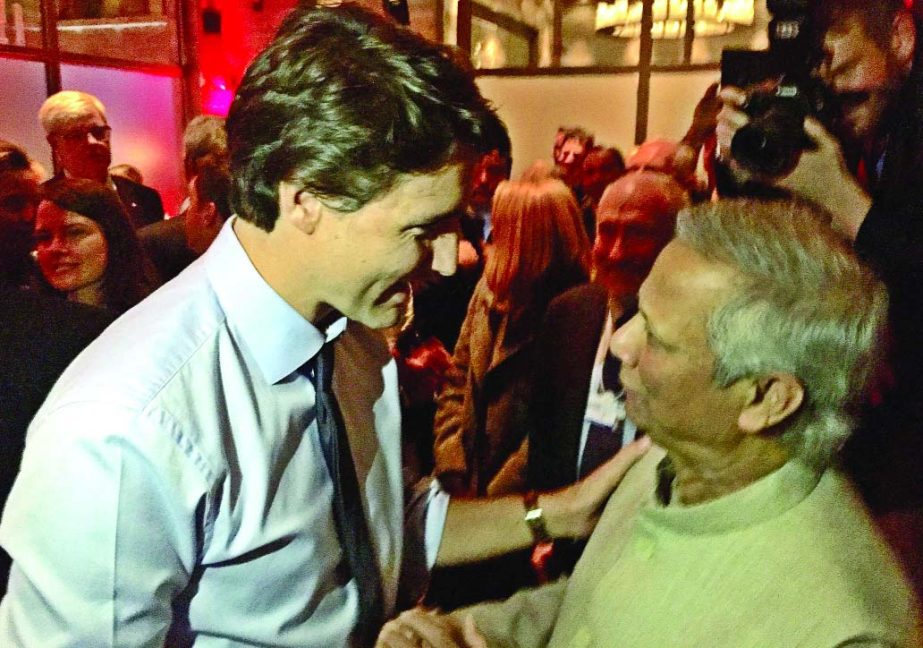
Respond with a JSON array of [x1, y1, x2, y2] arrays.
[[0, 5, 649, 647]]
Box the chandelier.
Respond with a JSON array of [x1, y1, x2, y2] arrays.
[[596, 0, 755, 39]]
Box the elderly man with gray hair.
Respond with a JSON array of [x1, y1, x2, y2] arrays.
[[38, 90, 164, 229], [378, 199, 921, 648]]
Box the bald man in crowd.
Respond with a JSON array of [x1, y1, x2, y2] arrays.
[[525, 170, 688, 577]]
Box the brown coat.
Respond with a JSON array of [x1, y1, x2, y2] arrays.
[[432, 272, 586, 496]]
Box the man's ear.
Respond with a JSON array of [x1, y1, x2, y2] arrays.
[[278, 181, 323, 235], [47, 137, 58, 167], [892, 10, 916, 73], [737, 373, 804, 434]]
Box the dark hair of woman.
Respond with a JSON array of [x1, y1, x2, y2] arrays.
[[40, 177, 158, 313]]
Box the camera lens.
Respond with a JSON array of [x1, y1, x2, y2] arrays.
[[731, 123, 800, 178]]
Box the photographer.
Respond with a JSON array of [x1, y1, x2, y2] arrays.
[[717, 0, 923, 588]]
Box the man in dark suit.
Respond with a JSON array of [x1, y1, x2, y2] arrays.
[[0, 142, 41, 288], [136, 214, 193, 284], [111, 173, 164, 228], [137, 156, 232, 283], [526, 170, 687, 576], [38, 90, 164, 229]]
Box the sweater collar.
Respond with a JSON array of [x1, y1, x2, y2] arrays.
[[641, 456, 824, 535]]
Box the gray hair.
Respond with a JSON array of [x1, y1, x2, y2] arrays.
[[38, 90, 107, 136], [675, 199, 888, 467]]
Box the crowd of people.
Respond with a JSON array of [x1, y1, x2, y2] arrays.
[[0, 1, 921, 646]]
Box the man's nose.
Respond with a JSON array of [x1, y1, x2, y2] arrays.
[[49, 234, 69, 251], [430, 230, 458, 277], [605, 231, 625, 260], [610, 312, 642, 365]]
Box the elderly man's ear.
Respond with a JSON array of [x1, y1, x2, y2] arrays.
[[737, 374, 804, 434], [892, 9, 916, 73]]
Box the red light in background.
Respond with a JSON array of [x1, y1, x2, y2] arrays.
[[202, 76, 234, 116], [198, 0, 251, 116]]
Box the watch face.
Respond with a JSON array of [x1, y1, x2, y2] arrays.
[[523, 494, 552, 543]]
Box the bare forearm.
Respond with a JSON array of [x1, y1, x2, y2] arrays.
[[823, 179, 871, 241], [434, 437, 651, 566], [436, 494, 534, 566]]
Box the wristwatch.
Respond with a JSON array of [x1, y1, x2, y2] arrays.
[[522, 490, 552, 544]]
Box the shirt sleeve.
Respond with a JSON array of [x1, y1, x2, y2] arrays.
[[0, 402, 212, 647], [398, 477, 449, 607], [423, 479, 450, 568]]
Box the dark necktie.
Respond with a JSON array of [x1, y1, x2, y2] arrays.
[[309, 342, 383, 646], [579, 350, 625, 479]]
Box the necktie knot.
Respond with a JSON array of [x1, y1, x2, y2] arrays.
[[308, 342, 334, 396]]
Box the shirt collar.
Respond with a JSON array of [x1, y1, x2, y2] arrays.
[[204, 217, 347, 385]]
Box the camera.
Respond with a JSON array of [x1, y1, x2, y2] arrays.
[[720, 0, 834, 178]]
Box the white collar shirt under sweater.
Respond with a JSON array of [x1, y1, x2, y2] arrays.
[[0, 218, 412, 647]]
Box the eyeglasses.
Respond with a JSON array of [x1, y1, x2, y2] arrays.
[[58, 125, 112, 142]]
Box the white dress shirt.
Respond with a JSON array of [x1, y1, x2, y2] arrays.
[[577, 313, 637, 472], [0, 218, 445, 647]]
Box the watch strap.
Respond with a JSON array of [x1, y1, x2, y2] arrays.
[[522, 490, 552, 544]]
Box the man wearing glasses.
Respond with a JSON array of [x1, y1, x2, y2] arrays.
[[38, 90, 164, 229]]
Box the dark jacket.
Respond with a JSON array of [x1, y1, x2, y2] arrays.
[[45, 174, 165, 230], [0, 283, 113, 594], [137, 214, 198, 283], [845, 53, 923, 512], [112, 175, 165, 230], [526, 283, 609, 492]]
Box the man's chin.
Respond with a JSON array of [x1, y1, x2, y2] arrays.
[[361, 301, 409, 331], [596, 273, 641, 300]]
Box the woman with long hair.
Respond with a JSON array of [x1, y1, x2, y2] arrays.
[[433, 174, 591, 498], [34, 177, 158, 313]]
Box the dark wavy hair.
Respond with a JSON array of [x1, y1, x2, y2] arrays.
[[41, 177, 158, 313], [195, 156, 232, 221], [226, 2, 502, 231], [0, 140, 32, 174]]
